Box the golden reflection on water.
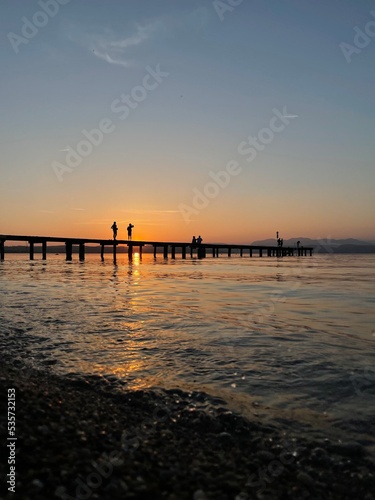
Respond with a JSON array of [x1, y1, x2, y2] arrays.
[[75, 348, 152, 391], [86, 252, 156, 389]]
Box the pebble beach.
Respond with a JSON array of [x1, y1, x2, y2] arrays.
[[1, 355, 375, 500]]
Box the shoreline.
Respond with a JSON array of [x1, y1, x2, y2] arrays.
[[1, 358, 375, 499]]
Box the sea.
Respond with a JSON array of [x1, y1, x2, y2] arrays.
[[1, 252, 374, 452]]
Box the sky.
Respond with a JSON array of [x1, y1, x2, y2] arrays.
[[1, 0, 374, 243]]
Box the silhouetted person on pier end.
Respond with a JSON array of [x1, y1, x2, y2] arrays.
[[197, 235, 202, 245], [127, 223, 134, 240], [111, 221, 118, 240], [192, 236, 196, 245]]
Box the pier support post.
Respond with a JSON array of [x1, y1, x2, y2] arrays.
[[79, 243, 85, 261], [309, 249, 312, 256], [42, 241, 47, 260], [0, 240, 4, 261], [182, 246, 186, 259], [171, 246, 176, 259], [29, 241, 34, 260], [250, 249, 252, 257], [212, 247, 216, 258], [139, 245, 143, 258], [128, 244, 133, 259], [240, 248, 243, 257], [228, 248, 231, 257], [153, 246, 157, 259], [190, 246, 194, 258], [197, 247, 206, 259], [163, 245, 168, 259], [65, 242, 72, 261], [101, 244, 105, 261], [259, 249, 263, 257], [216, 248, 219, 257]]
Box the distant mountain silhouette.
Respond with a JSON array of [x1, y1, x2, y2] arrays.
[[251, 238, 375, 253]]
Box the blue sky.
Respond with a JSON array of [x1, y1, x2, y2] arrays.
[[1, 0, 374, 242]]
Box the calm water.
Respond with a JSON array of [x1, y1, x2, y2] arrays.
[[1, 253, 374, 446]]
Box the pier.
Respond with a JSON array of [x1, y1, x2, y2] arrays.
[[0, 234, 313, 263]]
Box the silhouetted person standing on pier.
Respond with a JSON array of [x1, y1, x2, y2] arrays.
[[192, 236, 196, 245], [111, 221, 118, 240], [197, 235, 202, 245], [127, 223, 134, 240]]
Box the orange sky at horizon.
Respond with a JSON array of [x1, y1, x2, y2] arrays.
[[1, 196, 374, 243]]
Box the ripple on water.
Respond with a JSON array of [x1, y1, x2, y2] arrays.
[[1, 253, 375, 443]]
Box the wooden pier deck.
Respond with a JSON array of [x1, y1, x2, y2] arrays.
[[0, 234, 313, 263]]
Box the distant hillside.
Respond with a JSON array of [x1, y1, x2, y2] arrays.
[[251, 238, 375, 253]]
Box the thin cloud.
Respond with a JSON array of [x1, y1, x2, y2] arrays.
[[91, 23, 154, 67], [65, 9, 210, 68], [125, 209, 179, 214], [92, 51, 131, 68], [108, 24, 150, 50], [136, 222, 168, 226], [68, 21, 157, 68]]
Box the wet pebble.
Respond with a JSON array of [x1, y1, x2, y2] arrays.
[[193, 489, 207, 500], [257, 450, 276, 462], [296, 471, 314, 487]]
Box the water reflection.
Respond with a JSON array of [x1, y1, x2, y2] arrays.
[[1, 254, 375, 438]]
